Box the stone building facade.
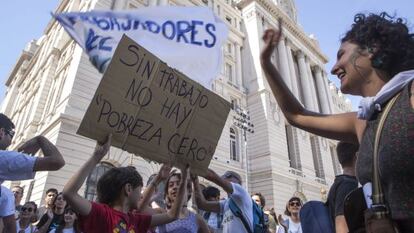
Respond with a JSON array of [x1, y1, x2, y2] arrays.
[[2, 0, 351, 214]]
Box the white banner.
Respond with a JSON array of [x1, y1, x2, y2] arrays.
[[54, 6, 228, 89]]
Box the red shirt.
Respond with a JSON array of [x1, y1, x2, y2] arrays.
[[79, 202, 152, 233]]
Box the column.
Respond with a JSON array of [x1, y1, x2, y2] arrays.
[[277, 37, 292, 90], [286, 40, 299, 97], [322, 71, 334, 113], [148, 0, 157, 6], [159, 0, 168, 5], [235, 44, 243, 88], [112, 0, 126, 9], [297, 51, 314, 109], [306, 58, 319, 111], [314, 66, 331, 114]]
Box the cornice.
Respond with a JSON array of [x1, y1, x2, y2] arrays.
[[238, 0, 328, 63]]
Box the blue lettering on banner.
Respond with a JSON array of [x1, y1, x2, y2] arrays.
[[86, 29, 113, 52], [64, 15, 219, 48]]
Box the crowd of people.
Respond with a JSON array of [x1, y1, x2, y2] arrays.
[[0, 11, 413, 233]]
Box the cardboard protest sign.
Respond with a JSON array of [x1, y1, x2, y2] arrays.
[[77, 34, 230, 174]]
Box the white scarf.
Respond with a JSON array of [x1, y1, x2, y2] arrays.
[[357, 70, 414, 120]]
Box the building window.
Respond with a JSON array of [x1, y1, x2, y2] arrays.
[[225, 63, 233, 83], [310, 136, 325, 180], [230, 127, 239, 162], [84, 162, 115, 201], [285, 125, 302, 171], [330, 145, 342, 176]]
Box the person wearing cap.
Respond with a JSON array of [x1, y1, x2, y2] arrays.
[[193, 169, 253, 233], [0, 113, 65, 233]]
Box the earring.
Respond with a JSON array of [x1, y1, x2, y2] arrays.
[[368, 47, 374, 53]]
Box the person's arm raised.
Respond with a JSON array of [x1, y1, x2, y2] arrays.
[[150, 165, 190, 227], [202, 169, 233, 194], [62, 134, 112, 216], [260, 25, 361, 143], [137, 164, 172, 212], [192, 175, 221, 213], [18, 136, 65, 171]]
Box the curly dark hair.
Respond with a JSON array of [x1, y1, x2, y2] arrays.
[[97, 166, 143, 205], [341, 12, 414, 78]]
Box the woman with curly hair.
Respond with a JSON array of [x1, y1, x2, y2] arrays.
[[260, 12, 414, 232]]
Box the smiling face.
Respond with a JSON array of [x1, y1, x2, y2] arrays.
[[19, 202, 36, 220], [331, 41, 375, 96], [64, 209, 77, 226]]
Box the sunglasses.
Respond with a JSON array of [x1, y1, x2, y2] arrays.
[[21, 207, 34, 212], [289, 201, 301, 207]]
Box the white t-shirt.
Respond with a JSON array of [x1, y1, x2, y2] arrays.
[[276, 218, 302, 233], [0, 150, 36, 184], [207, 212, 223, 233], [16, 221, 35, 233], [0, 185, 15, 217], [219, 183, 252, 233]]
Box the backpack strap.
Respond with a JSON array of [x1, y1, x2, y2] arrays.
[[372, 93, 401, 213], [228, 197, 252, 233]]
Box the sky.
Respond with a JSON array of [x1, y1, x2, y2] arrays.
[[0, 0, 413, 110]]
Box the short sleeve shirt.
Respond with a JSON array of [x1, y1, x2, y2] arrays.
[[0, 185, 15, 217], [0, 150, 36, 184], [327, 175, 358, 225], [219, 183, 253, 233], [79, 202, 152, 233]]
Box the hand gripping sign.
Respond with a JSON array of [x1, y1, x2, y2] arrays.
[[54, 6, 228, 89], [77, 35, 230, 175]]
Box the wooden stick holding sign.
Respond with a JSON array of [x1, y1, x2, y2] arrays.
[[77, 34, 230, 175]]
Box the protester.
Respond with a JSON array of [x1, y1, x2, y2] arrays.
[[12, 186, 24, 214], [252, 193, 276, 233], [193, 169, 253, 233], [35, 192, 67, 233], [154, 170, 209, 233], [277, 197, 302, 233], [326, 142, 359, 233], [264, 208, 280, 233], [201, 186, 223, 233], [260, 12, 414, 232], [49, 206, 81, 233], [16, 201, 38, 233], [0, 113, 65, 233], [62, 134, 190, 233], [37, 189, 59, 222]]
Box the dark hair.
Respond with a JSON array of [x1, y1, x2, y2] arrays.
[[23, 201, 38, 223], [336, 141, 359, 167], [97, 166, 143, 205], [52, 192, 67, 211], [0, 114, 15, 131], [341, 12, 414, 77], [252, 192, 266, 208], [284, 197, 302, 216], [55, 206, 81, 233], [46, 188, 58, 195], [202, 186, 220, 200]]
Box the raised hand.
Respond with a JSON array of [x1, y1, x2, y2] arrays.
[[93, 134, 112, 159], [157, 164, 172, 182], [17, 136, 41, 155], [261, 20, 283, 62]]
